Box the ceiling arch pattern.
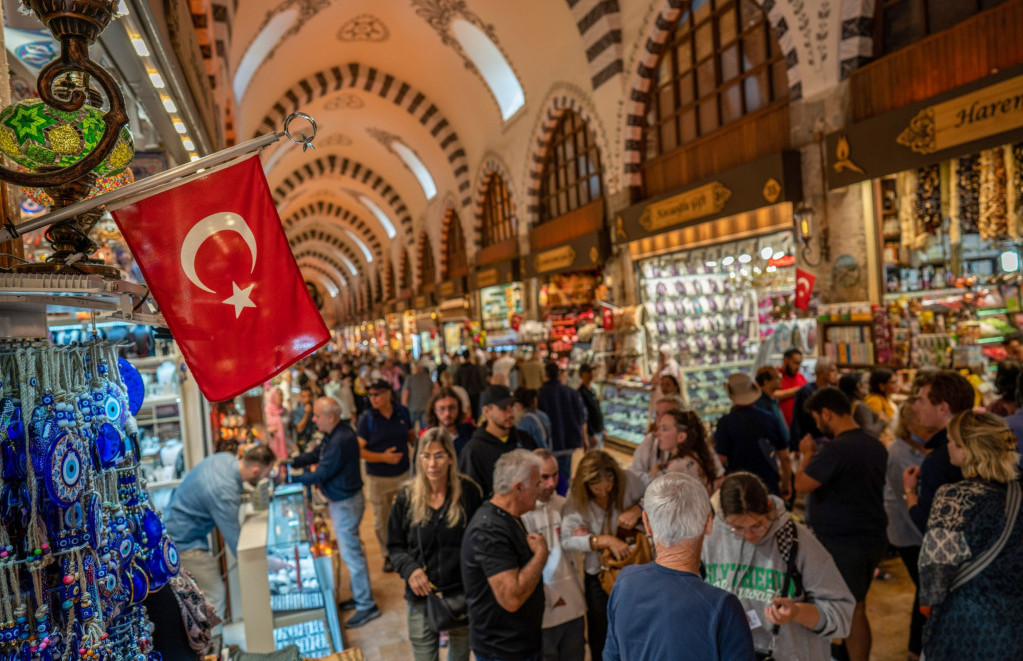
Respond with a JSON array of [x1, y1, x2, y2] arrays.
[[564, 0, 624, 90], [281, 200, 384, 259], [295, 252, 349, 290], [254, 63, 472, 207], [299, 260, 344, 295], [288, 229, 369, 274], [294, 248, 353, 287], [525, 89, 612, 219], [620, 0, 799, 187], [472, 155, 519, 251], [272, 155, 414, 242], [299, 268, 340, 327], [416, 230, 436, 289]]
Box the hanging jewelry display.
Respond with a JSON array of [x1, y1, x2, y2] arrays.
[[916, 164, 942, 234], [958, 153, 981, 234], [0, 341, 175, 661]]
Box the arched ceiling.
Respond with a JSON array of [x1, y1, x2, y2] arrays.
[[227, 0, 620, 322]]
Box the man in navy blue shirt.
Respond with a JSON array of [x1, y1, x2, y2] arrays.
[[291, 397, 380, 627], [604, 473, 754, 660], [537, 363, 587, 494], [715, 373, 792, 498], [357, 379, 414, 573]]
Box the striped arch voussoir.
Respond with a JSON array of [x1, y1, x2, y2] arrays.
[[289, 230, 367, 277], [472, 156, 518, 251], [564, 0, 625, 90], [272, 154, 414, 243], [281, 200, 384, 260], [256, 63, 471, 208]]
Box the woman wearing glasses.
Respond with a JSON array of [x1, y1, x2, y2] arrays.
[[702, 472, 854, 661]]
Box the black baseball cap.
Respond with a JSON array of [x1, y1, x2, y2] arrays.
[[480, 385, 515, 408], [367, 379, 392, 392]]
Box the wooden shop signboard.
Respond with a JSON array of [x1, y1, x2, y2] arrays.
[[525, 233, 608, 278], [826, 65, 1023, 190], [473, 258, 521, 290], [614, 150, 802, 244]]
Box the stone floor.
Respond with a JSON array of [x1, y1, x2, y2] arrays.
[[334, 460, 918, 660]]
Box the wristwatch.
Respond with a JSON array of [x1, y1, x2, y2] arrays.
[[589, 535, 598, 550]]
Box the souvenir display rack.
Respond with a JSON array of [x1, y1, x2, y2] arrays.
[[601, 377, 652, 448], [480, 283, 522, 348]]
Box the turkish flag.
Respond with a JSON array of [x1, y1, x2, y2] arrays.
[[795, 268, 816, 311], [111, 156, 329, 401]]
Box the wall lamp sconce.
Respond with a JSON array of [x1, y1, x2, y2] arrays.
[[793, 202, 828, 267]]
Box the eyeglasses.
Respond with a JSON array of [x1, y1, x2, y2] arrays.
[[727, 519, 770, 537]]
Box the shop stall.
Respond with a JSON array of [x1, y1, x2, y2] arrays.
[[826, 64, 1023, 369], [611, 151, 806, 441], [474, 259, 524, 350]]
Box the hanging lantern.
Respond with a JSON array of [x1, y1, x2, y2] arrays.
[[17, 164, 134, 207], [0, 98, 134, 176]]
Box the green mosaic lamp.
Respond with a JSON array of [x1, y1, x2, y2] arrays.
[[0, 98, 133, 177]]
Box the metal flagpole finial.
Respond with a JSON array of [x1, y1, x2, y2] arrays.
[[283, 113, 317, 152]]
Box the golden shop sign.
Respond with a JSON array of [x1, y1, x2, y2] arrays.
[[825, 66, 1023, 189], [637, 182, 732, 232], [534, 246, 576, 274], [476, 267, 500, 288], [897, 73, 1023, 155]]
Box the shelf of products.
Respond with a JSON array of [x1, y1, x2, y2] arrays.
[[481, 282, 523, 348], [637, 229, 797, 417], [600, 378, 652, 447]]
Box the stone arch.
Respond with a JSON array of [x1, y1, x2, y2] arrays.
[[288, 230, 368, 275], [271, 154, 414, 243], [525, 87, 612, 219], [382, 257, 396, 301], [563, 0, 625, 90], [620, 0, 799, 187], [254, 63, 472, 207], [293, 249, 351, 288], [281, 200, 384, 259], [472, 154, 520, 251], [298, 260, 345, 295], [840, 0, 876, 78], [416, 231, 438, 289]]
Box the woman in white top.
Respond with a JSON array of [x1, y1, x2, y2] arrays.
[[560, 450, 646, 661], [628, 394, 686, 478]]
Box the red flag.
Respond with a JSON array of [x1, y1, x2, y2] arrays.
[[111, 156, 329, 401], [795, 268, 816, 311]]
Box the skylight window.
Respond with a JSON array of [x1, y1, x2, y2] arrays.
[[233, 9, 297, 102], [345, 230, 374, 263], [339, 254, 358, 276], [359, 196, 397, 239], [451, 19, 524, 121], [391, 141, 437, 200]]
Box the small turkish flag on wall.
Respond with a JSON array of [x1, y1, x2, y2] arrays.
[[112, 156, 329, 401], [795, 268, 816, 311]]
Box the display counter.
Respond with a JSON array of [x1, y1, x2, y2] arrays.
[[237, 484, 343, 655]]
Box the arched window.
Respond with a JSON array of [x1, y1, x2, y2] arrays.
[[644, 0, 786, 160], [444, 211, 469, 279], [419, 234, 437, 288], [538, 110, 604, 224], [481, 173, 515, 248]]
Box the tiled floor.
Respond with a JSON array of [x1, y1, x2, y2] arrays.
[[251, 445, 919, 661]]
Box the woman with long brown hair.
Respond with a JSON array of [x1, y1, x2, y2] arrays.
[[387, 428, 484, 661], [560, 450, 646, 660], [652, 409, 723, 492]]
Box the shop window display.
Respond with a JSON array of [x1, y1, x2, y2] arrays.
[[638, 230, 797, 423], [481, 283, 523, 348]]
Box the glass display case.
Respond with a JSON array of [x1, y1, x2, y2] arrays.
[[263, 484, 342, 657], [601, 378, 652, 447]]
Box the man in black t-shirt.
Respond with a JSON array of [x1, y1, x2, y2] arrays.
[[715, 373, 792, 497], [461, 449, 547, 661], [795, 387, 887, 661]]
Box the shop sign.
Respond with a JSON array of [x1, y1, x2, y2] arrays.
[[438, 277, 466, 299], [473, 258, 521, 290], [534, 245, 576, 274], [616, 151, 803, 243], [476, 268, 500, 289], [525, 232, 608, 278], [825, 65, 1023, 189], [413, 293, 434, 309], [637, 182, 732, 233]]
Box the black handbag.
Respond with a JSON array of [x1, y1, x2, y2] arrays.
[[417, 516, 468, 632]]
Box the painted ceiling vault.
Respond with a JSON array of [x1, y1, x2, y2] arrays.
[[205, 0, 866, 325]]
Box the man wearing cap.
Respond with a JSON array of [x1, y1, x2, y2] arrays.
[[713, 373, 792, 498], [459, 385, 538, 498], [357, 379, 415, 573]]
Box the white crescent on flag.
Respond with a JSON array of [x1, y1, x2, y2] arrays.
[[179, 211, 258, 293]]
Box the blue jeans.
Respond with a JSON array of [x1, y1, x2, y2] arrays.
[[327, 492, 376, 611]]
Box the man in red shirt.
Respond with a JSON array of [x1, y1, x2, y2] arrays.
[[776, 348, 806, 427]]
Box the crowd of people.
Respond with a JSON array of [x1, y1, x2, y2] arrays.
[[162, 345, 1022, 661]]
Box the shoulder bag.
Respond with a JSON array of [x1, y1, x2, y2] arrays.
[[416, 514, 468, 632], [949, 479, 1022, 592], [598, 508, 653, 594]]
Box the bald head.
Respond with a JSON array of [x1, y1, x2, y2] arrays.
[[313, 396, 342, 433]]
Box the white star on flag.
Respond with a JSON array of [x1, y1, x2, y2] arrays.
[[223, 282, 256, 318]]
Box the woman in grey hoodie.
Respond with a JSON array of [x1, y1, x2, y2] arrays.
[[702, 472, 854, 660]]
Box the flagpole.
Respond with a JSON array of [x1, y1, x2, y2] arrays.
[[0, 112, 317, 244]]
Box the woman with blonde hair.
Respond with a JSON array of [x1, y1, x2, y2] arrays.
[[561, 450, 646, 660], [387, 428, 484, 661], [917, 411, 1022, 660]]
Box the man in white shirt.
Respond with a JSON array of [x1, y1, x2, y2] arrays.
[[521, 449, 586, 661]]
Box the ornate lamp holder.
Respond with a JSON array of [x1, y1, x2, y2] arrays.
[[0, 0, 130, 278]]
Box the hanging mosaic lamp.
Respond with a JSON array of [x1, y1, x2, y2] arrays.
[[0, 98, 134, 176], [17, 164, 134, 207]]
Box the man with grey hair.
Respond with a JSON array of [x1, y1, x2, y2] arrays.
[[604, 473, 755, 660], [790, 356, 839, 449], [461, 449, 547, 661]]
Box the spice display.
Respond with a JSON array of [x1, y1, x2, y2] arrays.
[[978, 148, 1008, 241], [916, 164, 942, 233], [957, 154, 981, 234]]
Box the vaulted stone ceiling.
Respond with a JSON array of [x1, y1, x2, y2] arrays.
[[220, 0, 631, 316]]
